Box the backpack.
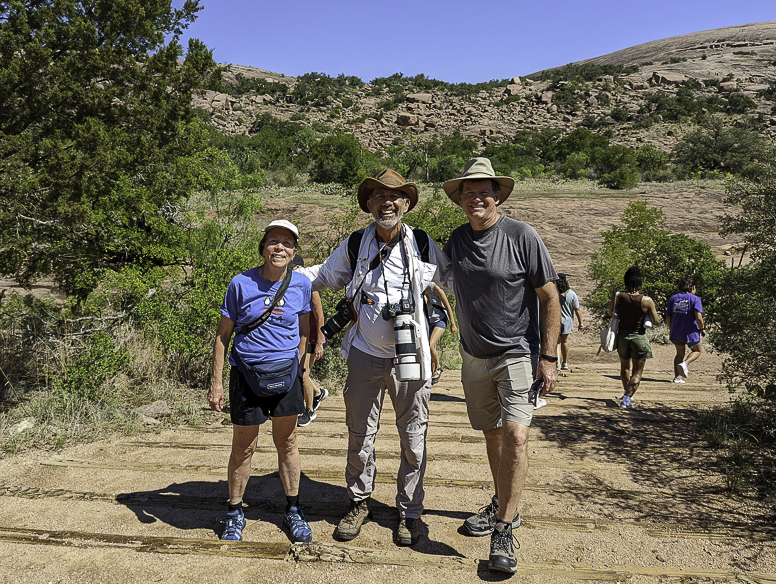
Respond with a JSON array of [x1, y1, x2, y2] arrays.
[[346, 227, 430, 273]]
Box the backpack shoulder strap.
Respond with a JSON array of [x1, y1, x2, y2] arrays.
[[347, 228, 366, 273], [412, 227, 430, 263]]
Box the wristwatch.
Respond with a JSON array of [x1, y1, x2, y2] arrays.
[[540, 354, 558, 363]]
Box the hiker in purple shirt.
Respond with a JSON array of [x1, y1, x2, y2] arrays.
[[666, 277, 706, 383]]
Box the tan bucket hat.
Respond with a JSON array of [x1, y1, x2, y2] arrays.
[[442, 157, 515, 206], [356, 169, 418, 213]]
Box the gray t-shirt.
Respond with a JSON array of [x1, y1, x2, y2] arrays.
[[443, 215, 557, 358]]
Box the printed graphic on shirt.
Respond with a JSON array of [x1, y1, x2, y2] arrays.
[[262, 296, 286, 321], [672, 298, 690, 314]]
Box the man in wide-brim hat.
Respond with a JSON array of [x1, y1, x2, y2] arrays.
[[297, 168, 451, 547], [440, 157, 560, 575]]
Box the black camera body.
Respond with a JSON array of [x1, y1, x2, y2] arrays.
[[382, 297, 414, 321], [321, 298, 357, 339], [527, 378, 544, 406]]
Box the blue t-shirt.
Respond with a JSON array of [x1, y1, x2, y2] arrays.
[[220, 268, 312, 365], [667, 292, 703, 344]]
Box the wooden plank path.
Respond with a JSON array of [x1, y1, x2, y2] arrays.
[[1, 356, 775, 583]]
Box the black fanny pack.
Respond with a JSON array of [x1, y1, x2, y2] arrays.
[[233, 350, 299, 398]]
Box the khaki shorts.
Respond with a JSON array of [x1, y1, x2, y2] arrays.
[[459, 347, 534, 430], [617, 329, 653, 361]]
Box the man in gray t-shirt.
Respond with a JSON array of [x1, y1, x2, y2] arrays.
[[442, 158, 560, 575]]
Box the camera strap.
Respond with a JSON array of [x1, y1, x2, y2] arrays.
[[380, 229, 410, 305], [238, 267, 293, 338], [351, 231, 402, 302]]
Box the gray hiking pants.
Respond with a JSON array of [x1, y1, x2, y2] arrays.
[[344, 347, 430, 519]]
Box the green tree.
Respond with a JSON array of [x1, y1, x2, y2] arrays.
[[586, 201, 724, 322], [0, 0, 221, 298], [310, 133, 363, 185], [713, 172, 776, 399]]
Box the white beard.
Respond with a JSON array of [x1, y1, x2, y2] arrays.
[[375, 209, 403, 230]]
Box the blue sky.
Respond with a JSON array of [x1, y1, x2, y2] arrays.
[[172, 0, 775, 83]]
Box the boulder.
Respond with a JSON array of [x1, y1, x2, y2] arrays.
[[598, 75, 614, 83], [587, 96, 598, 107], [406, 93, 432, 104], [10, 417, 35, 435], [134, 400, 173, 419], [510, 77, 522, 85], [744, 84, 770, 96], [396, 113, 419, 127], [210, 92, 229, 108], [540, 91, 553, 104], [719, 81, 737, 92], [630, 81, 650, 90], [652, 71, 688, 87], [504, 84, 522, 97]]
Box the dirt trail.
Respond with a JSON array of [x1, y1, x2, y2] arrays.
[[1, 342, 775, 583]]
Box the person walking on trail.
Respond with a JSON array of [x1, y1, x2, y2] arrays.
[[208, 220, 313, 544], [298, 169, 451, 547], [290, 254, 329, 427], [424, 283, 457, 385], [440, 157, 560, 574], [556, 273, 584, 372], [610, 266, 659, 409], [667, 277, 706, 383]]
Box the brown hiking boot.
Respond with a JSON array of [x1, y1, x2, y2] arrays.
[[396, 517, 421, 546], [335, 498, 372, 541]]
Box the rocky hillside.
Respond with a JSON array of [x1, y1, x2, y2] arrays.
[[193, 21, 776, 155]]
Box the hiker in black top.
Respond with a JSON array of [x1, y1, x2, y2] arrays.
[[609, 266, 660, 409]]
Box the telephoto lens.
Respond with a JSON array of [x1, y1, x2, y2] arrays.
[[320, 298, 356, 339], [393, 313, 421, 381]]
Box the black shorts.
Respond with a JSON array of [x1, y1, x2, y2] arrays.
[[228, 365, 305, 426]]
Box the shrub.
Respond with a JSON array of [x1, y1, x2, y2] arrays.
[[672, 118, 771, 176], [725, 93, 756, 114], [598, 165, 639, 189], [55, 332, 131, 403]]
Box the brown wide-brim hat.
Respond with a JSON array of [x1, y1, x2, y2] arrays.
[[357, 169, 418, 213], [442, 157, 515, 206]]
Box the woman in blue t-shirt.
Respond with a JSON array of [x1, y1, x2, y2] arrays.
[[207, 219, 313, 544], [666, 277, 706, 383]]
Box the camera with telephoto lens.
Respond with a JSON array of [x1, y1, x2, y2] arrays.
[[388, 298, 421, 382], [321, 298, 357, 339], [382, 297, 414, 321]]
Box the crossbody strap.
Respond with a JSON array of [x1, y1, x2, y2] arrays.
[[238, 268, 293, 338]]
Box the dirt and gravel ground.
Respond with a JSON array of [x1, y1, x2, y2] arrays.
[[2, 341, 775, 584]]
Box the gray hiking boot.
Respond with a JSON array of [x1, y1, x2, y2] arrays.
[[489, 520, 519, 573], [335, 498, 372, 541], [463, 495, 521, 536], [396, 517, 421, 546]]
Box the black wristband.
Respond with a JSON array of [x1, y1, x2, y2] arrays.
[[540, 354, 558, 363]]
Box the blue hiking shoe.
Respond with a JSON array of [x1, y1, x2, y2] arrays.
[[284, 505, 312, 543], [220, 507, 245, 541]]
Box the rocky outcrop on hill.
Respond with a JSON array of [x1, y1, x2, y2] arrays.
[[193, 22, 776, 154]]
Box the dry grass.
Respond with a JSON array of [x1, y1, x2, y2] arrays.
[[0, 328, 208, 457]]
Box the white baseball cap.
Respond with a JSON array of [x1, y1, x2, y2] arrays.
[[263, 219, 299, 241]]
